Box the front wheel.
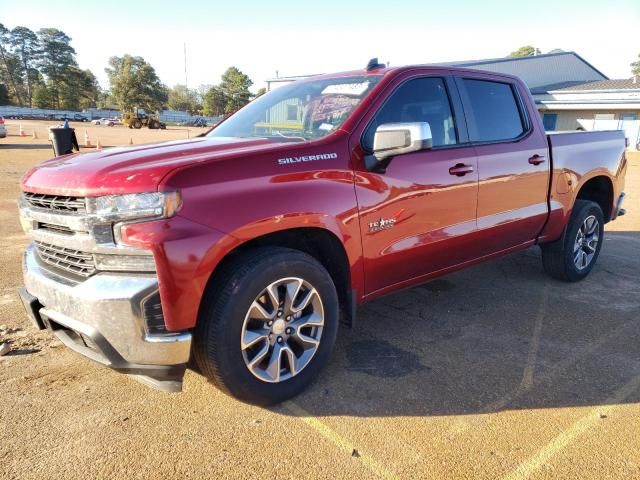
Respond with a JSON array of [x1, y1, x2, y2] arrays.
[[540, 199, 604, 281], [193, 247, 339, 405]]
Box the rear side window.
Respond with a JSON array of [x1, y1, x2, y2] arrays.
[[462, 79, 525, 142], [363, 77, 458, 150]]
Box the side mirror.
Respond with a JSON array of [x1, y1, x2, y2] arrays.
[[365, 122, 433, 171]]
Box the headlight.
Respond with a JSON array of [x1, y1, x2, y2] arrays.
[[88, 191, 182, 220], [93, 253, 156, 272]]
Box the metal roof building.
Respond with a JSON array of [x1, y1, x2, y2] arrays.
[[439, 51, 607, 90]]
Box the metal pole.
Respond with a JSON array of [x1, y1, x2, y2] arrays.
[[184, 42, 188, 88]]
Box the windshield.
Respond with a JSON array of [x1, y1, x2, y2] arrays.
[[208, 75, 382, 141]]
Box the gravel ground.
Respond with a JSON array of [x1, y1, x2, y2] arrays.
[[1, 120, 639, 480]]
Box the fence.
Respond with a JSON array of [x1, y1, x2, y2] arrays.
[[0, 106, 222, 126], [0, 105, 91, 121]]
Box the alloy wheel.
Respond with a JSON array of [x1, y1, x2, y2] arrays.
[[573, 215, 600, 270], [240, 277, 324, 383]]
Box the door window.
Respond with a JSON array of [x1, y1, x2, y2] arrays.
[[462, 79, 526, 142], [363, 77, 458, 150]]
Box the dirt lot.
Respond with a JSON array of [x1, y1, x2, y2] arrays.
[[1, 119, 638, 480]]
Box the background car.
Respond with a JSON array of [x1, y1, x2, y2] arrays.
[[0, 116, 6, 138], [181, 117, 208, 127], [92, 117, 120, 126]]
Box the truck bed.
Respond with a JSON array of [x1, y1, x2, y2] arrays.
[[539, 129, 627, 242]]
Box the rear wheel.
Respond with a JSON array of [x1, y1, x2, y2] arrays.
[[193, 247, 339, 405], [541, 200, 604, 281]]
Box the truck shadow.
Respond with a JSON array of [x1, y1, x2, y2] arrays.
[[278, 231, 640, 417]]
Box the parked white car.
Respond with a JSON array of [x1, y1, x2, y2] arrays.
[[0, 116, 6, 138], [91, 117, 120, 126]]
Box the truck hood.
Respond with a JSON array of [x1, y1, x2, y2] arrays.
[[21, 137, 283, 196]]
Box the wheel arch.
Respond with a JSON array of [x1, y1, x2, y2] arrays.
[[200, 226, 355, 327], [575, 174, 614, 222]]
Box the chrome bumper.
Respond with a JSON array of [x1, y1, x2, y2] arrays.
[[615, 192, 626, 218], [21, 244, 192, 392]]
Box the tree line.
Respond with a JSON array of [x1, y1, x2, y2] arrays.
[[0, 23, 99, 110], [105, 56, 264, 116], [4, 27, 636, 115], [0, 23, 263, 116]]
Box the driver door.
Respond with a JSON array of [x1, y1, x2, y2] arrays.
[[352, 75, 480, 295]]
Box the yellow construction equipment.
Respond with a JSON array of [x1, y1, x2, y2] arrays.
[[122, 109, 166, 130]]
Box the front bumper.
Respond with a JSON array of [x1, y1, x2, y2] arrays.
[[614, 192, 626, 219], [20, 244, 192, 392]]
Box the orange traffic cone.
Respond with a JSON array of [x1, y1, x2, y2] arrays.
[[32, 130, 38, 139], [19, 125, 26, 137], [84, 130, 91, 148], [96, 138, 102, 150]]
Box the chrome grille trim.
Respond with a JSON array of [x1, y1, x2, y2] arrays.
[[37, 222, 75, 235], [23, 192, 86, 214], [34, 241, 96, 277]]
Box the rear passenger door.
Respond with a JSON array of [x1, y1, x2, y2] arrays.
[[455, 75, 550, 255]]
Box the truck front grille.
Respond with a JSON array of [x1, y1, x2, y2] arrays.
[[34, 241, 96, 277], [24, 192, 86, 214]]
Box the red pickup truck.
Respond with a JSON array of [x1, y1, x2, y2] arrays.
[[18, 61, 627, 404]]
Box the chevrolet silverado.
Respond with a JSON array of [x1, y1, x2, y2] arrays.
[[18, 60, 627, 404]]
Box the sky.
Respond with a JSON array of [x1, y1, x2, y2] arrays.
[[4, 0, 640, 92]]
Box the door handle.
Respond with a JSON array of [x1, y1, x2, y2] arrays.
[[528, 154, 546, 165], [449, 163, 474, 176]]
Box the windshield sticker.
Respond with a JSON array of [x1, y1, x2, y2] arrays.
[[278, 152, 338, 165], [310, 96, 359, 124], [321, 82, 370, 96], [318, 123, 334, 131]]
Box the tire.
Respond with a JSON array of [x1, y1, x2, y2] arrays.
[[541, 199, 604, 282], [193, 247, 339, 405], [132, 119, 142, 129]]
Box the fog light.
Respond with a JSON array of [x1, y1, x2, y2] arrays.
[[142, 291, 166, 334]]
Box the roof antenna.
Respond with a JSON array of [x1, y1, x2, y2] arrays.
[[366, 57, 385, 71]]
